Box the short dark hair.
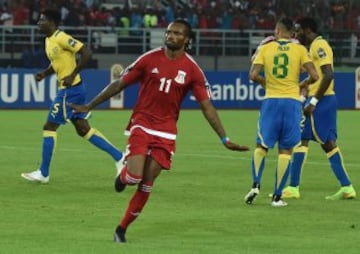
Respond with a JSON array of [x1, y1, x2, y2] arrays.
[[42, 9, 61, 26], [278, 17, 294, 32], [297, 17, 318, 33]]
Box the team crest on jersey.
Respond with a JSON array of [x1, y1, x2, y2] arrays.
[[317, 48, 326, 58], [174, 70, 186, 84], [68, 38, 77, 47]]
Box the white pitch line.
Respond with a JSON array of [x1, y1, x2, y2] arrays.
[[1, 145, 360, 167]]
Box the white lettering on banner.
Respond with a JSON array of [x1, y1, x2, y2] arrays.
[[0, 73, 58, 104], [190, 78, 264, 101], [24, 74, 44, 102], [49, 75, 57, 100], [0, 74, 19, 103]]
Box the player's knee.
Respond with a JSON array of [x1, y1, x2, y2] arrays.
[[76, 125, 90, 137], [78, 129, 87, 137], [73, 119, 91, 137], [322, 141, 336, 153], [43, 122, 58, 131], [255, 146, 268, 155]]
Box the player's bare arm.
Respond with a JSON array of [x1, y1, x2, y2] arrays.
[[249, 64, 265, 88], [299, 61, 319, 89], [198, 99, 249, 152], [70, 79, 126, 112], [314, 64, 333, 100], [35, 64, 55, 81], [304, 64, 333, 116], [63, 45, 92, 87]]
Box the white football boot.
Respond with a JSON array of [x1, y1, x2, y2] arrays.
[[21, 170, 49, 183]]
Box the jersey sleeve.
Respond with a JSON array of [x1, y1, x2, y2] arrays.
[[251, 36, 275, 61], [57, 31, 83, 53], [121, 55, 146, 86], [260, 35, 276, 46], [313, 40, 332, 67], [252, 45, 265, 65], [191, 66, 211, 102], [299, 45, 312, 65]]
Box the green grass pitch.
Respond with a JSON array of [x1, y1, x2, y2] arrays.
[[0, 110, 359, 254]]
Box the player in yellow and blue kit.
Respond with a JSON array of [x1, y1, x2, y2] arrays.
[[21, 9, 123, 183], [282, 17, 356, 200], [245, 17, 318, 207]]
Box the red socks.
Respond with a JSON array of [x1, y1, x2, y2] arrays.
[[120, 166, 142, 185], [120, 182, 153, 229]]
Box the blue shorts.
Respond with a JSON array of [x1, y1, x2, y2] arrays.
[[47, 82, 91, 125], [256, 98, 302, 149], [302, 95, 337, 143]]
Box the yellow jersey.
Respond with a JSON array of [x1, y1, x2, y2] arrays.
[[45, 29, 83, 89], [253, 39, 312, 100], [308, 36, 335, 96]]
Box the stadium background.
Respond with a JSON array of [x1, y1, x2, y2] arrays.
[[1, 1, 360, 110], [1, 1, 360, 254]]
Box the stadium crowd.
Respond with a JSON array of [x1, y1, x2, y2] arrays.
[[0, 0, 359, 32]]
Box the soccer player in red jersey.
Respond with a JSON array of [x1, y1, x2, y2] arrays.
[[70, 19, 249, 243]]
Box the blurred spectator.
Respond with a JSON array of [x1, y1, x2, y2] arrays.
[[28, 0, 48, 24], [198, 7, 208, 29], [130, 7, 143, 34], [106, 8, 117, 27], [60, 3, 69, 23], [164, 2, 175, 24], [118, 7, 130, 36], [0, 2, 13, 32], [85, 4, 97, 26], [157, 8, 167, 28], [2, 0, 358, 32], [64, 7, 82, 26], [220, 7, 234, 30], [185, 6, 198, 28], [192, 0, 209, 9], [143, 6, 158, 28], [331, 0, 347, 29], [12, 0, 30, 25]]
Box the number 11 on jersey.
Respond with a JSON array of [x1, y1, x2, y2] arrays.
[[159, 78, 172, 93]]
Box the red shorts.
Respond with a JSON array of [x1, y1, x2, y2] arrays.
[[126, 127, 176, 169]]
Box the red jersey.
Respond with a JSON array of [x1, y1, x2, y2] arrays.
[[122, 47, 211, 139]]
